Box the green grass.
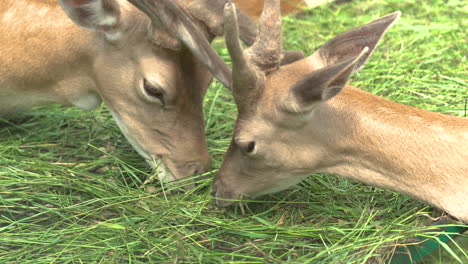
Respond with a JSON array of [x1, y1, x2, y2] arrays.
[[1, 0, 467, 263]]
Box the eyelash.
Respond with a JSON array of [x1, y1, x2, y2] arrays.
[[143, 79, 165, 104]]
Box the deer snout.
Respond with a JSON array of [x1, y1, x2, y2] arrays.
[[211, 179, 237, 207], [173, 158, 212, 189]]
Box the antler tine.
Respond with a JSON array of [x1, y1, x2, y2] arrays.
[[224, 2, 261, 94], [249, 0, 283, 72]]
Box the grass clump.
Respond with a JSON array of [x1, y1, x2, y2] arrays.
[[1, 0, 467, 263]]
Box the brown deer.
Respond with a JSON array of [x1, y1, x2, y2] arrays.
[[212, 0, 468, 222], [231, 0, 331, 19], [0, 0, 263, 183]]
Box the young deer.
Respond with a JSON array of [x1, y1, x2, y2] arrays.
[[212, 0, 468, 222], [0, 0, 260, 183]]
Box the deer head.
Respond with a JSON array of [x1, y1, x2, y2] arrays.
[[212, 0, 401, 206], [54, 0, 255, 183]]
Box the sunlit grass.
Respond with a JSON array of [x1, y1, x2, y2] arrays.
[[1, 0, 466, 263]]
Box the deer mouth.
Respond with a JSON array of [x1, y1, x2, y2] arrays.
[[214, 198, 235, 208], [146, 157, 177, 182], [211, 183, 242, 208], [108, 109, 177, 182]]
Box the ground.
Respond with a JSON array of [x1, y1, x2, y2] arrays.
[[0, 0, 466, 263]]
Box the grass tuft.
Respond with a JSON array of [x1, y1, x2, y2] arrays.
[[1, 0, 467, 263]]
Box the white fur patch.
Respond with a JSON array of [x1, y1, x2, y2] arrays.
[[96, 12, 117, 27], [83, 0, 122, 41], [82, 0, 118, 27], [150, 159, 173, 183], [71, 92, 102, 110], [59, 0, 122, 40], [103, 31, 122, 42]]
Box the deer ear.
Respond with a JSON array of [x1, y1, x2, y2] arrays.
[[58, 0, 122, 40], [308, 11, 400, 72], [291, 48, 368, 109]]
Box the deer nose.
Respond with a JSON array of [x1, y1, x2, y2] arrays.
[[211, 183, 235, 208]]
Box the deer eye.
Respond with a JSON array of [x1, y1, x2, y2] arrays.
[[143, 79, 165, 104]]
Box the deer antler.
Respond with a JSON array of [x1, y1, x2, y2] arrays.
[[224, 0, 283, 102], [224, 2, 260, 95], [249, 0, 283, 73]]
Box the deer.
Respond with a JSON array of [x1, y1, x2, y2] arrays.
[[212, 0, 468, 223], [230, 0, 331, 19], [0, 0, 271, 184]]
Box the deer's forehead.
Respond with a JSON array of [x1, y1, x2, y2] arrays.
[[235, 60, 318, 130], [235, 114, 273, 138], [265, 59, 316, 95], [138, 48, 180, 70]]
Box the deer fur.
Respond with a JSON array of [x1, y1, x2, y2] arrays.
[[212, 0, 468, 222], [231, 0, 332, 19], [0, 0, 259, 183]]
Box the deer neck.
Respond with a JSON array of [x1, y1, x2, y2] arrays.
[[0, 0, 100, 112], [314, 86, 468, 221]]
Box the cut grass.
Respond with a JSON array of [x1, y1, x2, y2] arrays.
[[1, 0, 467, 263]]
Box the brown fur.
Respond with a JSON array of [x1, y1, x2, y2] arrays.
[[214, 1, 468, 222], [231, 0, 332, 19], [0, 0, 234, 182]]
